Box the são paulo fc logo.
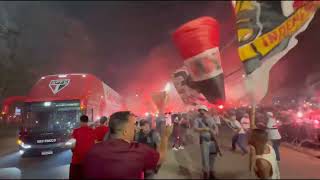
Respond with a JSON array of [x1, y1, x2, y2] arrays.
[[49, 79, 70, 94]]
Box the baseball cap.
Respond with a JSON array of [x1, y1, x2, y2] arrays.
[[267, 112, 274, 117], [198, 105, 209, 112]]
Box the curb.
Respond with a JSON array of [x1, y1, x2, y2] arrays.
[[282, 142, 320, 158]]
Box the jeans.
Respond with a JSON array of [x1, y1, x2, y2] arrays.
[[200, 141, 217, 173], [271, 139, 281, 161], [232, 134, 248, 154]]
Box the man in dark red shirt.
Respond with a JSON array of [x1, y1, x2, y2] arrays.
[[83, 111, 172, 179], [94, 116, 109, 143], [69, 115, 95, 179]]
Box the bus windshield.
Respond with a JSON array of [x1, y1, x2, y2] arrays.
[[22, 101, 81, 133]]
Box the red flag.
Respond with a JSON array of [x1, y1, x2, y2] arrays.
[[172, 17, 225, 104]]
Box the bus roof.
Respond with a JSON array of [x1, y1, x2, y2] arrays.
[[25, 73, 103, 102]]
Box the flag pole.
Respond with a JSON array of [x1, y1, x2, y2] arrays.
[[246, 74, 257, 173], [250, 100, 256, 129], [244, 73, 256, 129]]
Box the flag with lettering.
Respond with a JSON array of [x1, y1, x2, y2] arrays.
[[233, 1, 320, 102]]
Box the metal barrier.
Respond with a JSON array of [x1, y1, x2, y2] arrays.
[[279, 123, 320, 150]]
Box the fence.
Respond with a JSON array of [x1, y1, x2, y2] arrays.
[[279, 122, 320, 150]]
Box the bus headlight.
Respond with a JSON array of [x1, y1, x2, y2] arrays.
[[65, 141, 72, 146], [18, 140, 31, 149], [65, 138, 76, 147], [21, 142, 32, 149]]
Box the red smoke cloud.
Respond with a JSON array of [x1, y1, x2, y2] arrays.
[[119, 43, 182, 114]]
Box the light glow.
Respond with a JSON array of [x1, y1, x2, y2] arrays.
[[297, 111, 303, 118], [44, 102, 52, 107], [17, 139, 22, 145], [65, 139, 76, 146], [21, 143, 31, 149], [164, 82, 171, 92], [58, 74, 67, 78]]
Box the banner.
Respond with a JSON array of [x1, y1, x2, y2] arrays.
[[172, 66, 208, 106], [172, 17, 225, 104]]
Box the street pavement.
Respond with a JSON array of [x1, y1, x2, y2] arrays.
[[0, 125, 320, 179], [156, 126, 320, 179]]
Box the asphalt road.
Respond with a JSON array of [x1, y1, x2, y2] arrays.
[[0, 126, 320, 179]]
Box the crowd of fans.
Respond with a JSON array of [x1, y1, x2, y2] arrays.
[[67, 104, 286, 179]]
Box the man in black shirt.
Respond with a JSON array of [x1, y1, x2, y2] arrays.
[[135, 120, 161, 179]]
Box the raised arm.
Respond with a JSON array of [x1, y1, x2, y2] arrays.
[[158, 125, 172, 165]]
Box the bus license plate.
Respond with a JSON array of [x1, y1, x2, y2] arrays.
[[41, 151, 53, 155]]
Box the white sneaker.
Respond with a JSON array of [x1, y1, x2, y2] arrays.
[[172, 147, 179, 151], [179, 146, 185, 150]]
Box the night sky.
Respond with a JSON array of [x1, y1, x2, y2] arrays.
[[1, 1, 319, 100], [59, 1, 238, 96]]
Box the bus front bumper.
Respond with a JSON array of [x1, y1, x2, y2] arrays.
[[19, 142, 71, 156]]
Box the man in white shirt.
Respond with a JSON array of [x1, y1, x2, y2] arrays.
[[266, 112, 281, 162], [211, 109, 221, 127], [240, 113, 250, 133], [224, 113, 248, 155]]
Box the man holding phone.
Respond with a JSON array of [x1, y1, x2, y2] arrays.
[[193, 105, 220, 179]]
